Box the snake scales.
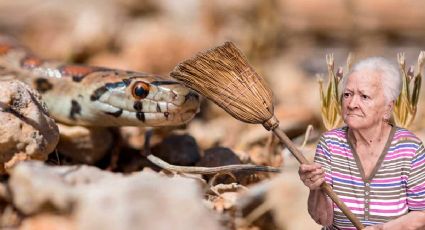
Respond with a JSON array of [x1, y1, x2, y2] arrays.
[[0, 36, 200, 127]]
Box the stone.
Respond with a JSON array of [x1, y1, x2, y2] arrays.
[[197, 147, 246, 185], [0, 80, 59, 172], [8, 161, 78, 215], [8, 161, 223, 230], [56, 124, 113, 164], [151, 134, 201, 166], [75, 171, 222, 230], [198, 147, 242, 167], [20, 214, 75, 230]]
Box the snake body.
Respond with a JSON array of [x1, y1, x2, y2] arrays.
[[0, 36, 200, 127]]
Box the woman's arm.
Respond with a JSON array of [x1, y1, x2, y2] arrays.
[[299, 163, 333, 226], [308, 188, 334, 226], [365, 211, 425, 230]]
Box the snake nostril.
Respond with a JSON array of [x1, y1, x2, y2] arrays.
[[185, 92, 199, 102]]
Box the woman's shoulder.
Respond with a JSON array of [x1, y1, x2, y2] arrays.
[[320, 126, 348, 141], [393, 126, 422, 144]]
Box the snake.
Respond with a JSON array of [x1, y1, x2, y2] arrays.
[[0, 35, 200, 127]]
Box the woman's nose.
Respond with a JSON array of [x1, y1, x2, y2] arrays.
[[347, 95, 359, 109]]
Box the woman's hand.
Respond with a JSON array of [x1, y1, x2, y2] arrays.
[[298, 163, 325, 190]]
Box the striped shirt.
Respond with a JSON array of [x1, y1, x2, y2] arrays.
[[314, 126, 425, 229]]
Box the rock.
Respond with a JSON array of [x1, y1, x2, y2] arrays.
[[56, 124, 113, 164], [0, 80, 59, 172], [197, 147, 243, 184], [8, 161, 223, 230], [75, 171, 222, 230], [198, 147, 242, 167], [9, 161, 124, 215], [198, 147, 265, 186], [20, 214, 75, 230], [9, 162, 78, 215], [151, 134, 201, 166]]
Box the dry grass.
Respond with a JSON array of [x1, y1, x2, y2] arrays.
[[394, 51, 424, 128], [318, 53, 352, 130]]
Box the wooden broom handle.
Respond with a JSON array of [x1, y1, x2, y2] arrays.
[[272, 127, 365, 230]]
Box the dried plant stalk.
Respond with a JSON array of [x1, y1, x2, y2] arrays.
[[147, 154, 281, 174], [394, 51, 424, 128], [318, 53, 352, 130]]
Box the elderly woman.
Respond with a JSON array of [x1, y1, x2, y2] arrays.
[[299, 57, 425, 229]]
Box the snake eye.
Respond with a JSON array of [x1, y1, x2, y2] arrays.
[[132, 81, 150, 99]]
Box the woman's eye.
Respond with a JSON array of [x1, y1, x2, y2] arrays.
[[361, 94, 369, 100], [343, 93, 350, 98]]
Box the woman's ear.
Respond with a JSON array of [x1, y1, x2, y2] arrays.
[[383, 100, 395, 121], [387, 100, 395, 112]]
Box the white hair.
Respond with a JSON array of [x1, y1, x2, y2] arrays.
[[342, 57, 402, 103]]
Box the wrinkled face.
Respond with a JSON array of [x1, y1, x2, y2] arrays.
[[342, 70, 392, 130]]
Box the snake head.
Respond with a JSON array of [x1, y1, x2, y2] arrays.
[[89, 75, 200, 127]]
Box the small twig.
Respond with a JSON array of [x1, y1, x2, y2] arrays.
[[300, 124, 313, 150], [146, 154, 281, 175], [209, 171, 237, 186]]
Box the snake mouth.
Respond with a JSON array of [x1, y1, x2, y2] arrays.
[[99, 107, 198, 126], [94, 90, 200, 126]]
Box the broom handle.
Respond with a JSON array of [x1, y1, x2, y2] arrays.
[[272, 127, 364, 230]]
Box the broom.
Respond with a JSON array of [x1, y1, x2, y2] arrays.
[[171, 42, 364, 230]]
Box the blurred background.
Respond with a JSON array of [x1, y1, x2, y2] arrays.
[[1, 0, 425, 229]]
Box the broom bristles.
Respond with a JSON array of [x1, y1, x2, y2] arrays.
[[171, 42, 275, 126]]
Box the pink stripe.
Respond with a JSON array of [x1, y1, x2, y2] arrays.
[[389, 149, 416, 156], [408, 200, 425, 205], [412, 158, 425, 169], [408, 183, 425, 192], [336, 206, 364, 212], [340, 197, 363, 205], [316, 148, 325, 155], [330, 147, 349, 154], [327, 145, 349, 153], [333, 172, 363, 182], [332, 149, 354, 159], [393, 132, 417, 140], [385, 153, 414, 160], [370, 200, 406, 205], [370, 205, 407, 213], [388, 148, 416, 155], [326, 129, 346, 137], [371, 177, 404, 183]]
